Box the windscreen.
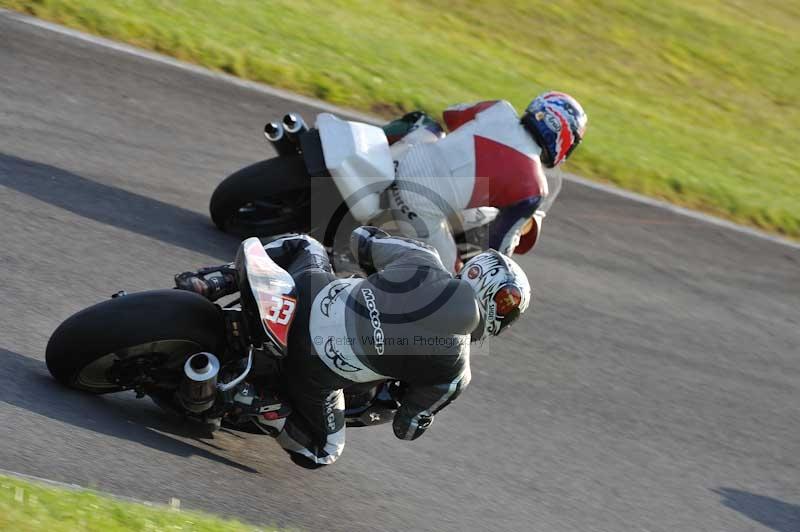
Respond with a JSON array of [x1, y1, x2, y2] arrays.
[[235, 238, 298, 352], [539, 169, 563, 215]]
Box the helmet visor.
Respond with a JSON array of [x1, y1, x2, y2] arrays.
[[493, 284, 523, 335]]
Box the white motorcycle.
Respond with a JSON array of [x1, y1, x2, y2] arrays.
[[209, 112, 560, 264]]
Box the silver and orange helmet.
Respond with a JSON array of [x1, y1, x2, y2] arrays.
[[457, 250, 531, 340]]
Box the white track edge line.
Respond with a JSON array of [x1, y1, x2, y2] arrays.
[[561, 172, 800, 250], [0, 8, 380, 124], [0, 467, 160, 507], [3, 8, 799, 251]]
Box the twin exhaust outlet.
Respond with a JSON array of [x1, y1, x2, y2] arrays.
[[263, 113, 308, 156]]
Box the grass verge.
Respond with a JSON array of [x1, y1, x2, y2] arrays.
[[2, 0, 799, 238], [0, 474, 278, 531]]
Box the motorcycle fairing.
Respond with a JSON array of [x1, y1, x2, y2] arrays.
[[236, 237, 297, 353], [316, 113, 395, 223]]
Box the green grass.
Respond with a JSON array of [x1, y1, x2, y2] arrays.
[[0, 474, 278, 531], [3, 0, 799, 237]]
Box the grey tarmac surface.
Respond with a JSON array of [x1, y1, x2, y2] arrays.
[[1, 13, 799, 532]]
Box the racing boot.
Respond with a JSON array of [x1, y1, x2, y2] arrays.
[[229, 383, 292, 436], [174, 264, 238, 301]]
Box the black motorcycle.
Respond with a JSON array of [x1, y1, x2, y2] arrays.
[[46, 236, 399, 432]]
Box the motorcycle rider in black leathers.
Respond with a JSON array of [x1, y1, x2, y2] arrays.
[[176, 227, 531, 468]]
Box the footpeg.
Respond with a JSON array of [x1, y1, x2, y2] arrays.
[[233, 383, 292, 419]]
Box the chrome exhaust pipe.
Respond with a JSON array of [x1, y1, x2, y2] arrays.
[[282, 113, 307, 139], [264, 121, 283, 142], [263, 121, 296, 157], [178, 352, 220, 413]]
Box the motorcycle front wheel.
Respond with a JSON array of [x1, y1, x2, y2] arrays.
[[209, 155, 311, 237], [46, 290, 226, 394]]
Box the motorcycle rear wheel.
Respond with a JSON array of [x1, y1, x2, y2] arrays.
[[209, 155, 311, 237], [46, 290, 226, 394]]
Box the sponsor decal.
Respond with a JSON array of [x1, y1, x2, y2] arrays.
[[324, 337, 362, 373], [388, 183, 419, 220], [319, 281, 350, 317], [544, 112, 561, 133], [486, 302, 497, 332], [467, 265, 482, 280], [361, 288, 385, 355], [324, 390, 338, 432]]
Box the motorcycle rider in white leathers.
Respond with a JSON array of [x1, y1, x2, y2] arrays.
[[380, 91, 587, 272]]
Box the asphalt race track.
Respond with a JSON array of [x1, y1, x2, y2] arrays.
[[1, 13, 799, 532]]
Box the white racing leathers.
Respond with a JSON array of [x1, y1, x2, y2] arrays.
[[263, 229, 477, 468], [385, 100, 549, 271]]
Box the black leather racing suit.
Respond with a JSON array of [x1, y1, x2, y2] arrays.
[[264, 227, 479, 468]]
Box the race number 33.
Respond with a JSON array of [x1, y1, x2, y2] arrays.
[[264, 295, 295, 325]]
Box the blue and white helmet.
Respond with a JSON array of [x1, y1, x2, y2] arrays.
[[522, 91, 587, 168], [457, 250, 531, 340]]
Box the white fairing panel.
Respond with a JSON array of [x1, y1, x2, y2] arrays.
[[235, 237, 297, 353], [316, 113, 395, 223]]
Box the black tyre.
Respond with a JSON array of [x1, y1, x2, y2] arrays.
[[209, 155, 311, 237], [46, 290, 226, 394]]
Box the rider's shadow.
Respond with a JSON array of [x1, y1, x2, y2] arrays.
[[0, 347, 259, 474], [0, 153, 239, 261], [712, 488, 800, 532]]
